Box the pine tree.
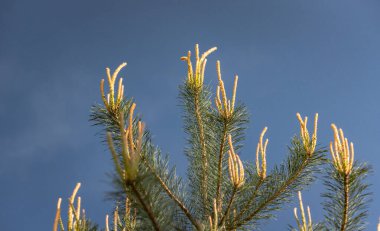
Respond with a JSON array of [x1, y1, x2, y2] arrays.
[[53, 44, 372, 231]]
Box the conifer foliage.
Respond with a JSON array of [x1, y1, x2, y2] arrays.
[[53, 45, 372, 231]]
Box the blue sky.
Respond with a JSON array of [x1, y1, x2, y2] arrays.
[[0, 0, 379, 230]]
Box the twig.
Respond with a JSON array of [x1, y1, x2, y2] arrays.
[[219, 186, 238, 227], [130, 183, 160, 231]]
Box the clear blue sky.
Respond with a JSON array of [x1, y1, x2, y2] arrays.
[[0, 0, 379, 230]]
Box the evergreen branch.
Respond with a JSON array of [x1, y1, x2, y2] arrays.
[[130, 182, 160, 231], [231, 139, 326, 229], [236, 157, 310, 227], [216, 123, 228, 210], [138, 147, 191, 230], [322, 124, 372, 231], [214, 63, 241, 211], [180, 45, 218, 220], [219, 186, 238, 227], [341, 173, 349, 231], [322, 162, 371, 231], [91, 101, 186, 230], [210, 104, 249, 221], [179, 83, 215, 219], [142, 158, 202, 230], [193, 87, 209, 207], [235, 126, 269, 220], [235, 177, 264, 220]]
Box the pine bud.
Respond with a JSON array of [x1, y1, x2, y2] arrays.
[[215, 60, 239, 119], [68, 182, 81, 230], [296, 113, 318, 156], [53, 198, 62, 231], [181, 44, 217, 89], [228, 135, 245, 188], [100, 62, 127, 112], [330, 124, 354, 174], [256, 127, 268, 179], [293, 191, 313, 231]]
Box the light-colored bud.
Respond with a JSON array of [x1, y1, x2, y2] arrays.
[[100, 63, 127, 112], [296, 113, 318, 156], [215, 61, 239, 118], [105, 214, 110, 231], [53, 198, 62, 231], [293, 191, 313, 231], [114, 206, 118, 231], [330, 124, 354, 174], [68, 183, 81, 230], [256, 127, 268, 179], [181, 44, 217, 89], [227, 135, 245, 187]]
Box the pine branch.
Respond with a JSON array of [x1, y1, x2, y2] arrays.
[[230, 138, 326, 229], [341, 173, 349, 231], [91, 102, 188, 230], [235, 176, 264, 220], [322, 162, 371, 231], [129, 182, 160, 231], [322, 124, 372, 231], [213, 105, 249, 215], [141, 156, 202, 230], [179, 83, 214, 219], [219, 186, 238, 227], [179, 45, 218, 220], [193, 85, 209, 207], [216, 122, 228, 211], [210, 103, 249, 223]]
